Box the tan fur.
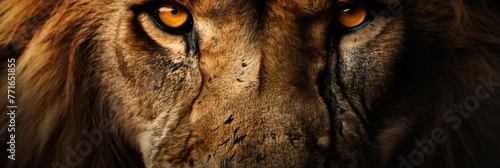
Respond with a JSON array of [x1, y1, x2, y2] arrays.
[[1, 0, 499, 167]]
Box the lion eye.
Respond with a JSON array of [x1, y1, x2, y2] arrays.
[[158, 4, 188, 28], [148, 3, 193, 34], [338, 2, 367, 29]]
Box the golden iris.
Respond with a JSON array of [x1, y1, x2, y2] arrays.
[[158, 4, 188, 28], [338, 3, 367, 28]]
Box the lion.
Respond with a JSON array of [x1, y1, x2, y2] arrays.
[[0, 0, 499, 167]]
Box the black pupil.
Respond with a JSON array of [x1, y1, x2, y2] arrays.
[[346, 7, 355, 14], [171, 7, 178, 15]]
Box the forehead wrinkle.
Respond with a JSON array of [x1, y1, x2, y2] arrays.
[[304, 0, 334, 13], [263, 0, 334, 16], [186, 0, 253, 19], [193, 0, 334, 15]]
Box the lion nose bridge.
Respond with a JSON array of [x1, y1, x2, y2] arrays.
[[185, 3, 330, 166], [187, 31, 330, 167]]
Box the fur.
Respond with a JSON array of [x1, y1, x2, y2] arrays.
[[0, 0, 499, 167]]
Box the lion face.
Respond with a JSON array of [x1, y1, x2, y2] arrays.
[[104, 0, 403, 166], [2, 0, 500, 167], [115, 1, 335, 166]]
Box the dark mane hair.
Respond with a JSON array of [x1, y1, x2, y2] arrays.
[[375, 0, 500, 167]]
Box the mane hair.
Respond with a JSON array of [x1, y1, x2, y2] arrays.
[[0, 0, 142, 167], [374, 0, 500, 167]]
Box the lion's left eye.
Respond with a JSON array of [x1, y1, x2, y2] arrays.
[[148, 3, 193, 34], [158, 4, 189, 28]]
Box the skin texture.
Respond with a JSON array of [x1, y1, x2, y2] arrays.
[[0, 0, 499, 167]]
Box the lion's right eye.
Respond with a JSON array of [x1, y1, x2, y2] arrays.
[[338, 3, 367, 28], [148, 3, 193, 34], [333, 0, 387, 33]]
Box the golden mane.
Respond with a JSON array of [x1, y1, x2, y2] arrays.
[[1, 0, 143, 167]]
